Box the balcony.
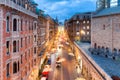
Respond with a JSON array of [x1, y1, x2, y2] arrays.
[[0, 0, 38, 18], [12, 31, 19, 38]]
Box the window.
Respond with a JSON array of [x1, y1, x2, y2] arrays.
[[21, 38, 23, 47], [6, 41, 10, 54], [25, 4, 28, 9], [87, 21, 89, 24], [13, 41, 17, 52], [18, 61, 19, 71], [29, 36, 30, 43], [21, 19, 23, 31], [25, 21, 27, 31], [13, 19, 17, 31], [110, 0, 118, 7], [34, 23, 37, 30], [21, 55, 22, 64], [34, 47, 36, 54], [87, 26, 90, 29], [13, 0, 16, 3], [34, 59, 36, 65], [17, 0, 21, 5], [34, 35, 36, 42], [25, 37, 27, 46], [87, 32, 90, 35], [83, 26, 85, 29], [13, 62, 17, 74], [6, 16, 10, 32], [6, 63, 10, 77], [18, 41, 19, 52], [94, 43, 97, 49], [83, 21, 85, 24]]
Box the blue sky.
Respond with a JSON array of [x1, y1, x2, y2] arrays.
[[34, 0, 97, 22]]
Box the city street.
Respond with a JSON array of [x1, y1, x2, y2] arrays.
[[48, 47, 77, 80], [40, 27, 85, 80]]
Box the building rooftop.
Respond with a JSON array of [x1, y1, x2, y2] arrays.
[[76, 42, 120, 77], [93, 6, 120, 17], [29, 0, 38, 5]]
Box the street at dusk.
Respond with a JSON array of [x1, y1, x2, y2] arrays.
[[0, 0, 120, 80]]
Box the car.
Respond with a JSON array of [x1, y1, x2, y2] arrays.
[[56, 61, 61, 68], [47, 59, 51, 65], [56, 57, 61, 68]]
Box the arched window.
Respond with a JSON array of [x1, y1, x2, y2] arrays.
[[18, 61, 19, 71], [6, 63, 10, 76], [94, 43, 97, 49], [34, 47, 36, 54], [13, 19, 17, 31], [13, 41, 17, 52], [102, 46, 104, 49], [118, 49, 120, 54], [34, 35, 36, 42], [6, 16, 10, 32], [34, 23, 37, 30], [13, 62, 17, 74], [98, 46, 100, 49], [113, 48, 117, 53]]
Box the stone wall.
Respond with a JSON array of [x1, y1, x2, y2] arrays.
[[74, 42, 112, 80], [91, 15, 120, 58]]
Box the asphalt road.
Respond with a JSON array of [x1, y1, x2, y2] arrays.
[[48, 44, 78, 80]]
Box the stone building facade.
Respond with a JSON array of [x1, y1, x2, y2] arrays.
[[37, 10, 47, 58], [47, 16, 58, 41], [0, 0, 38, 80], [37, 10, 59, 70], [64, 12, 91, 42], [91, 0, 120, 59]]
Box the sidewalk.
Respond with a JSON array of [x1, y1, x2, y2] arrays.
[[28, 66, 39, 80]]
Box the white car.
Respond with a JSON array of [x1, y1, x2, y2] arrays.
[[41, 77, 47, 80]]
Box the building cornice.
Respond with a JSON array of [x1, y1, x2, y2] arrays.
[[0, 0, 38, 18]]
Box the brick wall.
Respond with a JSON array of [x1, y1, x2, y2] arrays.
[[0, 7, 3, 80], [1, 6, 38, 80]]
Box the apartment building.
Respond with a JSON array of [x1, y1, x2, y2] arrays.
[[64, 12, 92, 42], [0, 0, 38, 80], [91, 0, 120, 59]]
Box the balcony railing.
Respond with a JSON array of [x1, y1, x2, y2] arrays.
[[0, 0, 38, 18], [12, 31, 20, 38]]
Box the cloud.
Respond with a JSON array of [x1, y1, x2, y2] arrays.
[[34, 0, 97, 23]]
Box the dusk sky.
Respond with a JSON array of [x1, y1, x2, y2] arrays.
[[34, 0, 97, 22]]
